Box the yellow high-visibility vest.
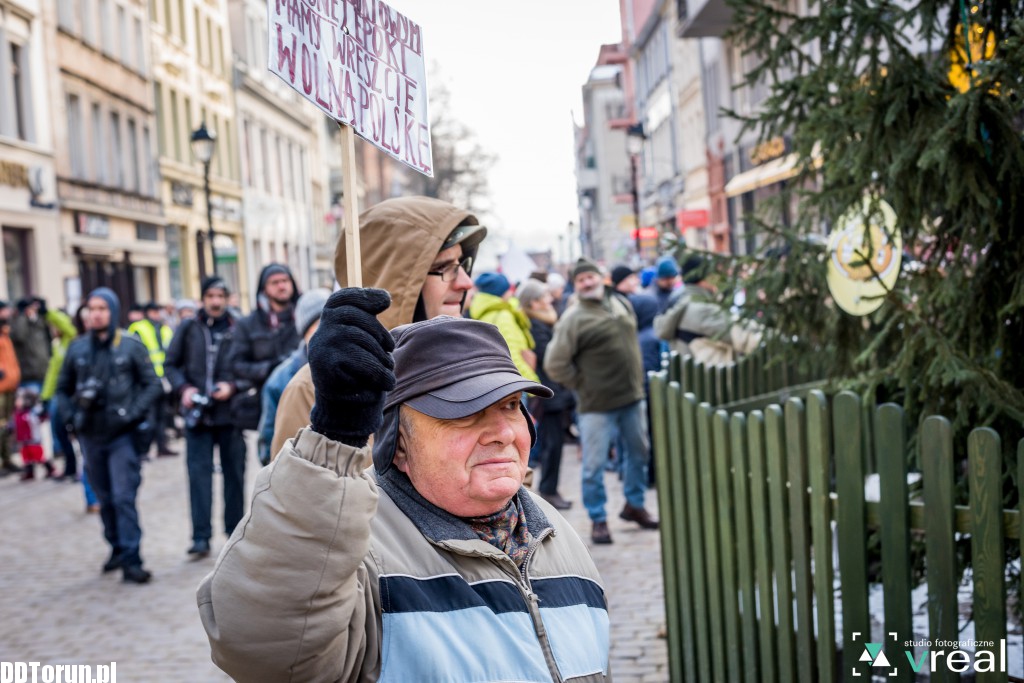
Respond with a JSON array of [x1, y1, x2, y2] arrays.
[[128, 319, 173, 377]]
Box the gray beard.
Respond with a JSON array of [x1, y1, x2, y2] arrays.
[[578, 284, 605, 301]]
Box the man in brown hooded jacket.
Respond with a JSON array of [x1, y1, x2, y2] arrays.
[[270, 196, 486, 456]]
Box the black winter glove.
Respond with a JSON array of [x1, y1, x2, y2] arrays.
[[308, 288, 396, 447]]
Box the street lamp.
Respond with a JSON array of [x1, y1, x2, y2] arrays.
[[190, 122, 217, 277], [626, 122, 646, 263]]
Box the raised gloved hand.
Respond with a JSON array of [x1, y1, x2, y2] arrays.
[[308, 288, 396, 447]]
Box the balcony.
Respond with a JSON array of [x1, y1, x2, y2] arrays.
[[677, 0, 733, 38]]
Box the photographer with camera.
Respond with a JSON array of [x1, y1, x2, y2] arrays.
[[164, 276, 241, 559], [55, 288, 161, 584]]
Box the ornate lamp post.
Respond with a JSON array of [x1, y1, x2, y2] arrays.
[[190, 122, 217, 277], [626, 122, 646, 262]]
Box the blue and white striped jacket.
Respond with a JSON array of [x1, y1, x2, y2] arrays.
[[200, 428, 610, 682]]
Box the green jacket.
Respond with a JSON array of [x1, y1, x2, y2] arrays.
[[544, 292, 645, 413], [40, 310, 78, 401], [468, 292, 538, 382]]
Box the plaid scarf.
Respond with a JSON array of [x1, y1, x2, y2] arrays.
[[465, 497, 534, 567]]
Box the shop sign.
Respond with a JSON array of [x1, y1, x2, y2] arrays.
[[676, 209, 709, 229], [0, 160, 29, 189], [630, 227, 660, 240], [76, 213, 111, 238], [749, 137, 786, 166]]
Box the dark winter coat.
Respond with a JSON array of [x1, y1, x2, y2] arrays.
[[529, 317, 575, 414], [56, 331, 161, 438], [10, 314, 51, 382], [228, 264, 301, 430], [164, 310, 238, 427]]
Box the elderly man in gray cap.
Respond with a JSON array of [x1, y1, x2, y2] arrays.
[[198, 289, 610, 683]]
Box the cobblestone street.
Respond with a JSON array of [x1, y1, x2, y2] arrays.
[[0, 439, 668, 682]]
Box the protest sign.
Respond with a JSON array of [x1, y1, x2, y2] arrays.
[[268, 0, 433, 177]]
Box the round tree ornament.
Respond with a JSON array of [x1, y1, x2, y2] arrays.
[[826, 197, 902, 316]]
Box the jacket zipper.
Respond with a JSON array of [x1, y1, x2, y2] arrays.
[[519, 528, 563, 683]]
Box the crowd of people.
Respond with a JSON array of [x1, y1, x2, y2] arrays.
[[2, 193, 763, 679]]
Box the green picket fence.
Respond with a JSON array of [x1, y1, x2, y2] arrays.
[[648, 377, 1022, 683], [666, 348, 828, 414]]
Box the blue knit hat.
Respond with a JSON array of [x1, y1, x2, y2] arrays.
[[656, 256, 680, 279], [474, 272, 510, 297]]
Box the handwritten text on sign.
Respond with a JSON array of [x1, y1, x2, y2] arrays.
[[269, 0, 433, 176]]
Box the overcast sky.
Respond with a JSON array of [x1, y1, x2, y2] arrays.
[[407, 2, 623, 266]]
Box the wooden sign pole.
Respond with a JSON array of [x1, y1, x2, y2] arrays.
[[339, 123, 362, 287]]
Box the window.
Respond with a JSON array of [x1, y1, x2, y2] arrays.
[[193, 8, 202, 64], [82, 0, 96, 44], [58, 0, 76, 32], [177, 0, 186, 41], [183, 95, 191, 159], [163, 0, 172, 33], [92, 103, 106, 183], [154, 83, 166, 156], [299, 148, 308, 202], [142, 125, 154, 195], [216, 25, 224, 75], [135, 223, 159, 240], [118, 6, 129, 68], [7, 42, 33, 141], [169, 89, 181, 160], [134, 17, 145, 73], [287, 141, 296, 200], [3, 228, 33, 302], [206, 17, 214, 71], [224, 119, 236, 181], [242, 119, 252, 186], [110, 112, 124, 187], [260, 128, 270, 192], [274, 135, 284, 197], [99, 0, 113, 57], [126, 118, 138, 192], [67, 94, 86, 177], [212, 113, 222, 176]]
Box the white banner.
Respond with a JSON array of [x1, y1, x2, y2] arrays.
[[268, 0, 433, 176]]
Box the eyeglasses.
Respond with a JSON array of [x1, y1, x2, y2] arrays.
[[427, 255, 474, 282]]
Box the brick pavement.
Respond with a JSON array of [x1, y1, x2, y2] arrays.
[[0, 439, 668, 682]]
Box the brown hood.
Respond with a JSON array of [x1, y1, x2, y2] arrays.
[[334, 196, 480, 330]]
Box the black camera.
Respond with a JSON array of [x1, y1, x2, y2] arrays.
[[185, 393, 212, 430], [74, 376, 105, 411]]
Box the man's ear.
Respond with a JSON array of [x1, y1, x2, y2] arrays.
[[393, 413, 410, 473]]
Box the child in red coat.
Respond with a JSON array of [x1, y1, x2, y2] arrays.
[[14, 387, 54, 480]]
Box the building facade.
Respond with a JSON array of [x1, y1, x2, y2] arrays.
[[150, 0, 248, 305], [47, 0, 166, 316], [0, 0, 60, 305]]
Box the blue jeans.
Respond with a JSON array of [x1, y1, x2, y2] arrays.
[[578, 401, 650, 522], [186, 424, 246, 542], [78, 433, 143, 566]]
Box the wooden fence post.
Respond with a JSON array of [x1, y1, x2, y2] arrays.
[[766, 405, 797, 682], [875, 404, 912, 682], [968, 428, 1006, 683], [748, 410, 778, 683], [834, 391, 870, 681], [807, 391, 836, 683], [921, 416, 957, 683], [731, 412, 763, 683], [785, 398, 817, 683], [713, 410, 742, 681], [649, 374, 685, 682], [682, 393, 712, 682]]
